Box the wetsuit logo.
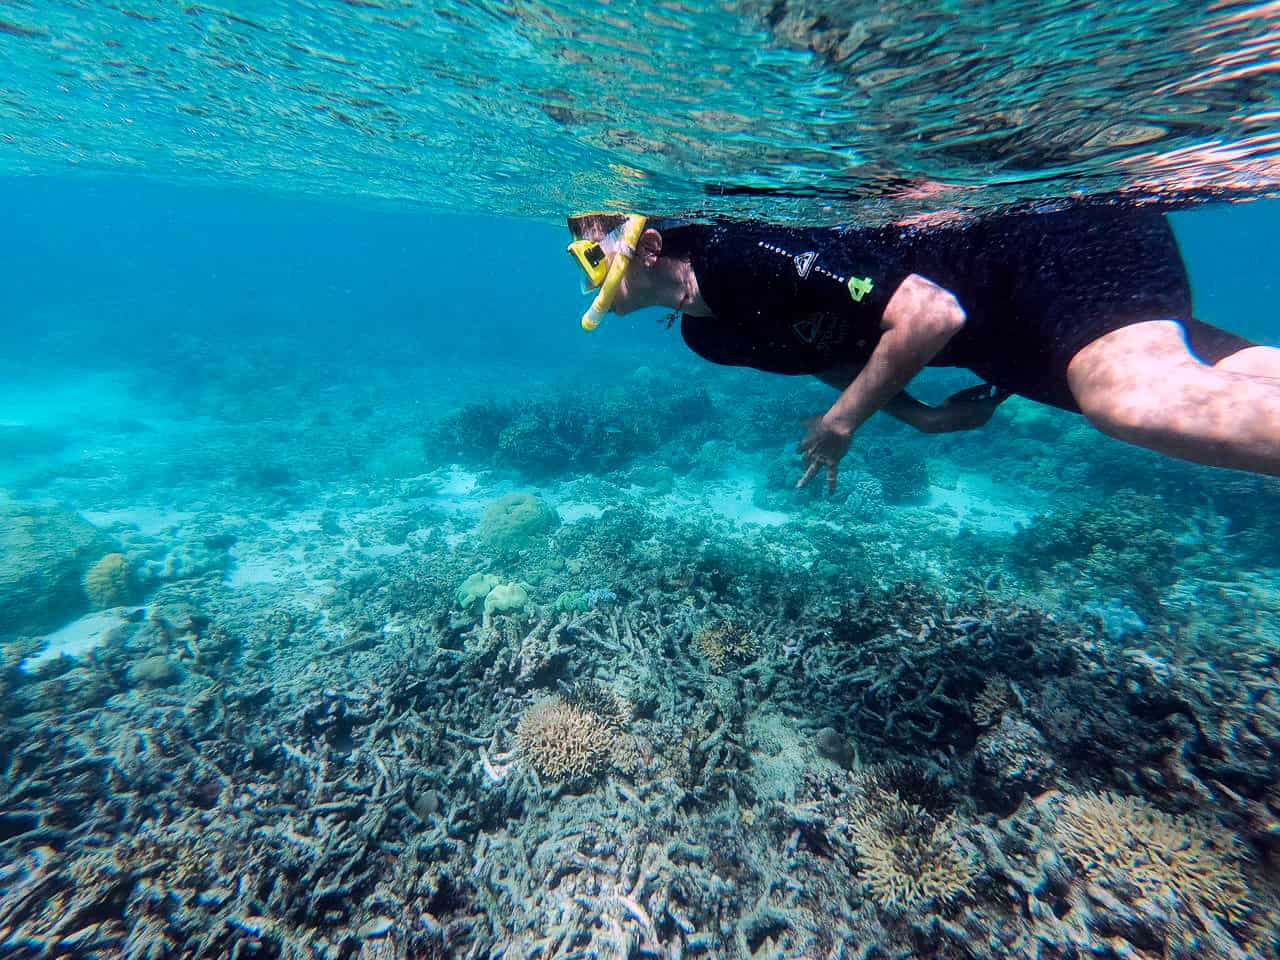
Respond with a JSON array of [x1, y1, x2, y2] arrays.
[[792, 313, 827, 344], [847, 276, 874, 302], [793, 251, 817, 278]]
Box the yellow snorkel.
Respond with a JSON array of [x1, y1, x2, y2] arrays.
[[575, 214, 648, 332]]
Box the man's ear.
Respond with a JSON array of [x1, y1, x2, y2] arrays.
[[637, 228, 662, 267]]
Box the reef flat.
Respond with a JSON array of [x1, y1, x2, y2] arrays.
[[2, 337, 1279, 959]]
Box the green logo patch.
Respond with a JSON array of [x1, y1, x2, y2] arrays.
[[847, 276, 874, 302]]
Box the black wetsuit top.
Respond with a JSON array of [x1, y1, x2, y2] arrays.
[[679, 207, 1252, 411]]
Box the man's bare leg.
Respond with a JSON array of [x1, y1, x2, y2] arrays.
[[1215, 346, 1280, 380], [1067, 320, 1280, 476]]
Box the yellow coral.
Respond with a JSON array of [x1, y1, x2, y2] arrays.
[[84, 552, 130, 609], [847, 790, 977, 913], [515, 696, 613, 780], [694, 622, 759, 672], [1056, 791, 1251, 925]]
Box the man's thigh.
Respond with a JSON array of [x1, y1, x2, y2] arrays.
[[1066, 319, 1231, 434]]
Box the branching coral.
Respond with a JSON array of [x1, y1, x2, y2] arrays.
[[846, 789, 977, 913], [563, 679, 632, 731], [852, 761, 954, 816], [694, 622, 759, 672], [515, 695, 614, 780], [972, 675, 1013, 727], [1056, 791, 1252, 925]]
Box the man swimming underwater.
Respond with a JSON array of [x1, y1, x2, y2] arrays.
[[566, 207, 1280, 490]]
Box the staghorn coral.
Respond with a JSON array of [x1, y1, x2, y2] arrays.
[[515, 695, 614, 780], [1056, 791, 1252, 925], [693, 621, 759, 672], [846, 789, 978, 913]]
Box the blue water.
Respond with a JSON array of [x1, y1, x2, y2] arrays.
[[5, 4, 1280, 956], [6, 174, 1278, 359]]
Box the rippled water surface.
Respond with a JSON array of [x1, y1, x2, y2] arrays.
[[4, 1, 1280, 221]]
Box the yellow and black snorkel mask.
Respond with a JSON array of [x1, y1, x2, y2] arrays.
[[567, 213, 648, 331]]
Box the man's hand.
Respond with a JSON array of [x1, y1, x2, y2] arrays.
[[797, 414, 853, 494]]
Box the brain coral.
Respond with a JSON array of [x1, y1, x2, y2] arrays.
[[478, 493, 559, 552], [515, 695, 613, 780], [1056, 791, 1251, 924], [84, 552, 131, 609]]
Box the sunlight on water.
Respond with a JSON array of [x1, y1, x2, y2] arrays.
[[4, 0, 1280, 221]]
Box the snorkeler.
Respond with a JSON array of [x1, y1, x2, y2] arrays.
[[566, 208, 1280, 489]]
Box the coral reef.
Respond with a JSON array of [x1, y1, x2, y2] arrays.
[[0, 503, 110, 637], [693, 621, 760, 672], [477, 492, 558, 553], [84, 552, 132, 609], [5, 346, 1280, 960], [514, 695, 615, 780], [1056, 790, 1252, 926]]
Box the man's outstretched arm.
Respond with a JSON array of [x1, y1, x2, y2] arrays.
[[814, 366, 1006, 434], [885, 385, 1010, 433], [824, 274, 967, 433], [799, 274, 967, 490]]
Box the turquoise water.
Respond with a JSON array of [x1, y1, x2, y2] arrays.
[[6, 1, 1280, 221], [4, 4, 1280, 959]]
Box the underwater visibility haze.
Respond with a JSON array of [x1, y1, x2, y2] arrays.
[[5, 2, 1280, 959]]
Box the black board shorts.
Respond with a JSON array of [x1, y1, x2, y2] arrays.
[[938, 209, 1257, 411]]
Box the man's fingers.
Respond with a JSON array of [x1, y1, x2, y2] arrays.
[[827, 464, 838, 495], [797, 461, 820, 489]]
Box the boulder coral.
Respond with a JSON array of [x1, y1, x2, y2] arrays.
[[478, 493, 558, 553], [0, 503, 109, 636], [483, 582, 528, 621], [84, 552, 132, 609], [456, 572, 502, 610]]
